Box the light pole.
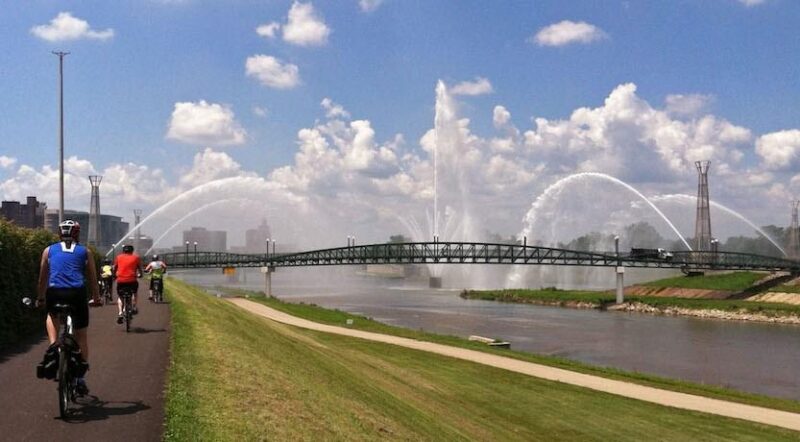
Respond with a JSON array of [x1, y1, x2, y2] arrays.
[[193, 241, 198, 254], [53, 51, 69, 223], [615, 235, 624, 304], [711, 238, 719, 267], [266, 238, 271, 258], [272, 239, 276, 256]]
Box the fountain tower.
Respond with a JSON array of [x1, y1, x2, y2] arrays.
[[694, 161, 712, 251], [789, 201, 800, 260], [133, 209, 142, 254], [88, 175, 102, 247]]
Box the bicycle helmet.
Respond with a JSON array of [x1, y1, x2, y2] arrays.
[[58, 220, 80, 241], [152, 254, 159, 261], [122, 244, 134, 253]]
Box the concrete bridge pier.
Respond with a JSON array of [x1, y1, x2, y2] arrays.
[[261, 266, 274, 297], [429, 276, 442, 288], [616, 266, 625, 304]]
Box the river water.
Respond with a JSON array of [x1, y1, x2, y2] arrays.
[[177, 267, 800, 401]]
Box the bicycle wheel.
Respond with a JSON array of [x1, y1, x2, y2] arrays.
[[125, 297, 132, 333], [57, 349, 69, 418]]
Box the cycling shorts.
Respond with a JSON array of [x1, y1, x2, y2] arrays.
[[117, 281, 139, 298], [149, 278, 163, 290], [46, 287, 89, 330]]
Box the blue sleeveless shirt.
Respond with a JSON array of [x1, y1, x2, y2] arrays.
[[48, 242, 88, 288]]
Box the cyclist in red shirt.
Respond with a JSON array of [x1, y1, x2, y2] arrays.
[[113, 244, 143, 324]]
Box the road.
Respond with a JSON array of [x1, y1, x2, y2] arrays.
[[228, 297, 800, 433], [0, 286, 169, 441]]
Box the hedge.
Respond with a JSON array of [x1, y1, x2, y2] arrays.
[[0, 220, 56, 350]]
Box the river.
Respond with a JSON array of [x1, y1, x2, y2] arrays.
[[176, 267, 800, 401]]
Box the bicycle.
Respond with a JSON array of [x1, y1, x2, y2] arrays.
[[25, 298, 87, 418], [99, 278, 113, 304], [151, 278, 164, 304], [117, 286, 135, 333]]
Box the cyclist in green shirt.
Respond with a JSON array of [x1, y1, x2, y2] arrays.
[[144, 255, 167, 301]]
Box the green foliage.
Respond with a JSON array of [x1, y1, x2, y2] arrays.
[[643, 272, 765, 291], [0, 219, 56, 349]]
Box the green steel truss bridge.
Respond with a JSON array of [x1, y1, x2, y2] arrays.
[[161, 241, 800, 273]]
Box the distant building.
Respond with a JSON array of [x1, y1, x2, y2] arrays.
[[245, 219, 272, 253], [45, 209, 129, 252], [182, 226, 227, 252], [0, 196, 46, 229]]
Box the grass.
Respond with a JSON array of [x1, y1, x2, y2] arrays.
[[219, 286, 800, 415], [769, 284, 800, 294], [164, 280, 800, 440], [461, 288, 800, 317], [641, 271, 765, 291]]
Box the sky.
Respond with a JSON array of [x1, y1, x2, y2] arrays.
[[1, 0, 800, 251]]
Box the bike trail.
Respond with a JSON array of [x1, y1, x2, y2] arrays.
[[0, 285, 170, 441]]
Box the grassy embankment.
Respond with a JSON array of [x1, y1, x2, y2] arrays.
[[461, 272, 800, 318], [164, 279, 800, 441]]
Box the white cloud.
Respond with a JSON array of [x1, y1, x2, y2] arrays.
[[256, 22, 281, 39], [665, 94, 714, 117], [179, 148, 257, 188], [531, 20, 607, 47], [321, 98, 350, 119], [282, 2, 331, 46], [31, 12, 114, 42], [450, 77, 494, 96], [0, 156, 17, 169], [359, 0, 384, 12], [252, 106, 268, 118], [738, 0, 766, 6], [756, 130, 800, 170], [245, 55, 301, 89], [166, 100, 247, 146], [493, 106, 511, 128]]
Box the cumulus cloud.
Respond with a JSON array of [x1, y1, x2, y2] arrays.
[[245, 55, 301, 89], [531, 20, 607, 47], [0, 156, 17, 169], [665, 94, 714, 117], [321, 98, 350, 119], [256, 22, 281, 39], [258, 2, 330, 47], [450, 77, 494, 96], [31, 12, 114, 42], [179, 148, 258, 188], [359, 0, 384, 12], [166, 101, 247, 146], [252, 106, 268, 118], [756, 130, 800, 170]]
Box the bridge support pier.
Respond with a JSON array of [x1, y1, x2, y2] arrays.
[[616, 266, 625, 304], [429, 276, 442, 288], [261, 266, 274, 297]]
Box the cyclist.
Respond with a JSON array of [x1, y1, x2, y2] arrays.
[[113, 244, 142, 324], [100, 259, 113, 301], [36, 220, 101, 395], [144, 254, 167, 301]]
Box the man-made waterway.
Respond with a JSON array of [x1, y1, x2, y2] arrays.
[[177, 267, 800, 401]]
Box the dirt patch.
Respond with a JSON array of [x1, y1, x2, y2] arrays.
[[747, 293, 800, 306]]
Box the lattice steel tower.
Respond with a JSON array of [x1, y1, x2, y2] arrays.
[[694, 161, 712, 251], [789, 201, 800, 260], [133, 209, 143, 254], [88, 175, 102, 247]]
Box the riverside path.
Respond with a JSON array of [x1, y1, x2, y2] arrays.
[[228, 297, 800, 433], [0, 285, 169, 440]]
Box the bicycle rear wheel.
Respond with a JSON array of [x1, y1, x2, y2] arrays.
[[125, 297, 132, 332], [57, 350, 69, 418]]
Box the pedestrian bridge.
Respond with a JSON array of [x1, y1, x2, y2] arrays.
[[160, 241, 800, 273]]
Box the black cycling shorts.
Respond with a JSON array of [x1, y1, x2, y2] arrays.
[[117, 281, 139, 298], [46, 287, 89, 330]]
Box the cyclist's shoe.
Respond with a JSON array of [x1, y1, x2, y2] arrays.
[[132, 307, 139, 315], [117, 314, 124, 324], [76, 378, 89, 396]]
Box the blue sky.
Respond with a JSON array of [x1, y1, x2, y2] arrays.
[[1, 0, 799, 248]]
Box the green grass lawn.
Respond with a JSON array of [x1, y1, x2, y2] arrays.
[[164, 280, 800, 441], [769, 284, 800, 294], [461, 287, 800, 317], [642, 271, 765, 291], [221, 286, 800, 415]]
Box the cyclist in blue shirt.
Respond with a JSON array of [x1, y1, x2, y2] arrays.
[[36, 220, 101, 395]]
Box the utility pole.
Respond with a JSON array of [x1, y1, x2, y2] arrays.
[[53, 51, 69, 223]]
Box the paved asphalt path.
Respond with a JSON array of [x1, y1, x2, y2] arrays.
[[0, 285, 170, 441], [229, 297, 800, 433]]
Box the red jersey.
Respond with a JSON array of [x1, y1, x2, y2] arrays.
[[114, 253, 141, 283]]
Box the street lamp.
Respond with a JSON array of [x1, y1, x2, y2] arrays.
[[614, 235, 624, 304], [193, 241, 198, 254], [266, 238, 271, 257], [185, 241, 189, 264], [272, 239, 276, 255]]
